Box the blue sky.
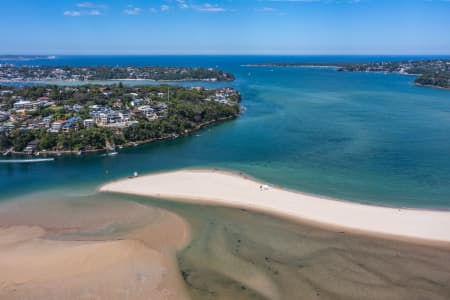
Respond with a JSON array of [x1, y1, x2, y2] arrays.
[[1, 0, 450, 54]]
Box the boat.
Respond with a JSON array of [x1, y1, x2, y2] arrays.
[[101, 151, 118, 157], [128, 171, 139, 179], [0, 158, 55, 163]]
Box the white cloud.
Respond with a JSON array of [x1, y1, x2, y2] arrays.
[[64, 2, 106, 16], [192, 3, 226, 12], [161, 4, 170, 11], [123, 6, 143, 15], [87, 9, 101, 15], [76, 2, 107, 9], [63, 9, 102, 16], [176, 0, 189, 9], [64, 10, 82, 16], [257, 7, 277, 12]]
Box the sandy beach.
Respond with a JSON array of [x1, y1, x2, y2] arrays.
[[100, 169, 450, 244]]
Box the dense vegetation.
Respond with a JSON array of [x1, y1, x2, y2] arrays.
[[0, 84, 241, 152]]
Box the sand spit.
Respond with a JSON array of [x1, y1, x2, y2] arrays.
[[100, 169, 450, 244]]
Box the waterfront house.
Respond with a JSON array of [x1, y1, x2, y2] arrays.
[[24, 139, 40, 154]]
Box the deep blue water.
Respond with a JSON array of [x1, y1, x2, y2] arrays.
[[1, 55, 450, 208]]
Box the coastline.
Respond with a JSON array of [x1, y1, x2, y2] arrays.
[[2, 115, 238, 157], [0, 78, 232, 84], [242, 63, 450, 90], [100, 169, 450, 246]]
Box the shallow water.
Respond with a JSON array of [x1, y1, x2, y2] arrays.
[[1, 192, 449, 300], [2, 55, 450, 208], [2, 55, 450, 298], [126, 195, 450, 300]]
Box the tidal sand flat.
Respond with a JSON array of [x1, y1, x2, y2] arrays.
[[0, 194, 192, 300], [100, 169, 450, 243], [1, 174, 449, 300], [99, 171, 450, 300], [166, 202, 450, 300]]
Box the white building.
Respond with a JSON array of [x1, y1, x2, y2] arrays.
[[50, 121, 64, 133], [83, 119, 95, 128]]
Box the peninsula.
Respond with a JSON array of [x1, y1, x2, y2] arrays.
[[101, 169, 450, 244], [0, 65, 235, 82], [247, 59, 450, 89], [0, 84, 241, 154]]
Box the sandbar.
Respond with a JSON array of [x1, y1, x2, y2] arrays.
[[100, 169, 450, 244]]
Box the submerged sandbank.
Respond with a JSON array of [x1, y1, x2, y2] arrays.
[[0, 195, 192, 300], [100, 169, 450, 244]]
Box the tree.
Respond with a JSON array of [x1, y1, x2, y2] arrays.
[[0, 132, 11, 151]]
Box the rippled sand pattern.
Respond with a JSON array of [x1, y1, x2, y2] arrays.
[[169, 204, 450, 300], [1, 193, 449, 300]]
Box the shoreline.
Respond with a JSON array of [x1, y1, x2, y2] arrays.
[[0, 78, 232, 84], [242, 64, 450, 90], [100, 169, 450, 247], [1, 115, 238, 157]]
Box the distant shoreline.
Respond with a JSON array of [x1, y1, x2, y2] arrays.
[[243, 60, 450, 90], [0, 78, 225, 84]]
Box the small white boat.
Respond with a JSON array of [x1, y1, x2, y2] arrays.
[[101, 151, 118, 157], [0, 158, 55, 163], [128, 171, 139, 179]]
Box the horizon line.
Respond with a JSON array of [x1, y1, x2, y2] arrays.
[[1, 53, 450, 57]]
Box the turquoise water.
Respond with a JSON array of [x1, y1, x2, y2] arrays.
[[1, 55, 450, 208]]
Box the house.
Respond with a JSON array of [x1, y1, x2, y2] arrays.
[[43, 115, 53, 128], [24, 139, 40, 154], [0, 90, 13, 96], [107, 111, 122, 124], [50, 121, 64, 133], [0, 111, 8, 122], [119, 110, 130, 121], [96, 112, 122, 126], [138, 105, 157, 120], [63, 117, 81, 131], [72, 104, 82, 112], [153, 102, 168, 112], [83, 119, 95, 128], [130, 99, 141, 107], [13, 100, 33, 111], [13, 100, 48, 111], [3, 122, 15, 131]]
